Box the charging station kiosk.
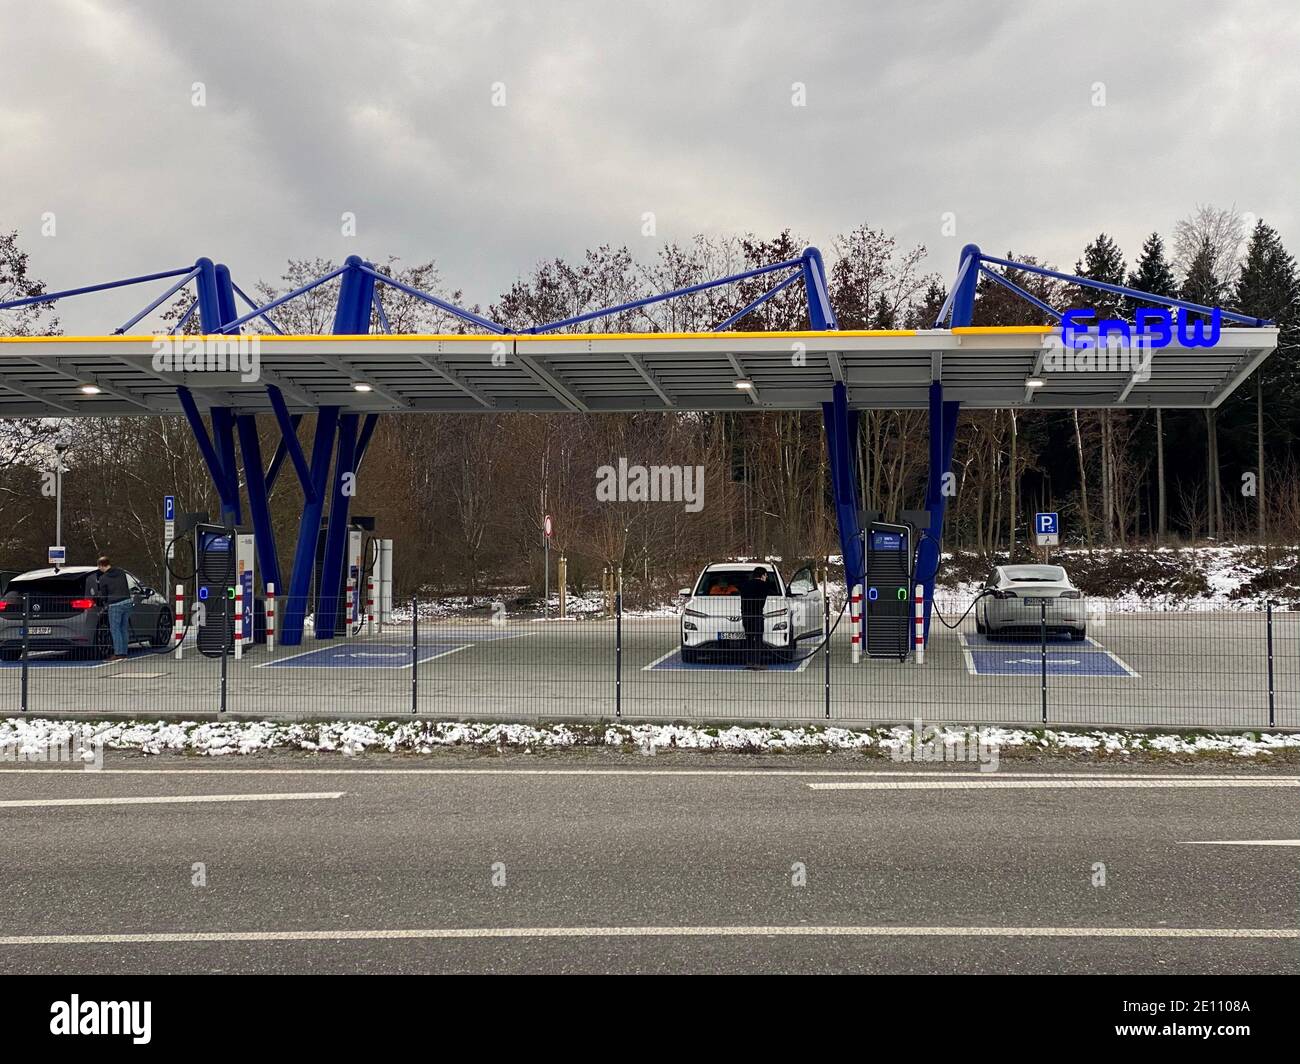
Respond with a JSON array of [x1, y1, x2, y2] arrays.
[[194, 524, 255, 657], [863, 519, 914, 659]]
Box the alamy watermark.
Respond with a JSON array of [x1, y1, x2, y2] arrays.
[[151, 335, 261, 383], [889, 719, 1000, 771], [0, 734, 103, 770], [596, 458, 704, 513]]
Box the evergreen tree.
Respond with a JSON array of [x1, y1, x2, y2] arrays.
[[1180, 237, 1225, 307], [1074, 233, 1127, 319], [1126, 231, 1178, 312]]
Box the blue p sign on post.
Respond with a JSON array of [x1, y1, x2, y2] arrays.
[[164, 495, 176, 561], [1035, 512, 1059, 547]]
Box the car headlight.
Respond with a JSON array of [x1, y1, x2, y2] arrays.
[[763, 606, 788, 618], [683, 621, 698, 631], [772, 621, 788, 631], [684, 608, 708, 618]]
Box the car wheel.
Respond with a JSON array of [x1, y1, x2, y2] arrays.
[[0, 647, 19, 662], [975, 610, 986, 635], [150, 610, 171, 647], [1070, 626, 1086, 641], [94, 621, 112, 659]]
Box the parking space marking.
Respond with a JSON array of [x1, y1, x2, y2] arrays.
[[644, 645, 811, 672], [957, 633, 1139, 678], [256, 629, 530, 669], [0, 791, 345, 809], [0, 924, 1293, 947]]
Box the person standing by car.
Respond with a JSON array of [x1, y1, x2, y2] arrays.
[[90, 555, 131, 661], [739, 566, 770, 670]]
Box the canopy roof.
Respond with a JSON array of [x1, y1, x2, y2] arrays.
[[0, 325, 1277, 416]]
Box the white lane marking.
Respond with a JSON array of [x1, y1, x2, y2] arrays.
[[1, 768, 1295, 780], [1180, 840, 1300, 847], [0, 791, 344, 809], [809, 779, 1299, 791], [0, 925, 1293, 947]]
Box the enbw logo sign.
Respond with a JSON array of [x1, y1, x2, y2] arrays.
[[1060, 306, 1222, 350]]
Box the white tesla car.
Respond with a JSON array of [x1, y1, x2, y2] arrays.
[[975, 564, 1087, 640], [678, 562, 824, 662]]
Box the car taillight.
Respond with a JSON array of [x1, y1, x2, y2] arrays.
[[70, 598, 95, 610], [1060, 590, 1082, 599], [994, 590, 1018, 599], [0, 601, 7, 611]]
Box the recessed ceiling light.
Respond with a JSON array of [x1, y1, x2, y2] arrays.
[[79, 384, 102, 395], [734, 378, 754, 390], [1025, 377, 1045, 389], [352, 382, 373, 392]]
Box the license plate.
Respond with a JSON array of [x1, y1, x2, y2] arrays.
[[718, 632, 745, 641], [25, 627, 52, 635]]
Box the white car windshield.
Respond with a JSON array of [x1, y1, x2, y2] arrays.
[[694, 569, 782, 596]]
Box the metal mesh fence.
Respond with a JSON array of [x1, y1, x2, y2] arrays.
[[1, 587, 1296, 729]]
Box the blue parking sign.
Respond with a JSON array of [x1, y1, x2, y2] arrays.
[[1035, 512, 1058, 535], [164, 495, 175, 521]]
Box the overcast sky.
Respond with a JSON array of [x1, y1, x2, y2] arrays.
[[2, 0, 1295, 333]]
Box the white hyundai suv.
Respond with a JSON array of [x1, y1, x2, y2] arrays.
[[678, 562, 824, 662]]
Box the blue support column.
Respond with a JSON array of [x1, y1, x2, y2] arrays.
[[309, 256, 375, 640], [801, 247, 838, 330], [281, 407, 340, 646], [315, 413, 359, 638], [209, 407, 242, 527], [917, 244, 977, 641], [194, 258, 222, 333], [822, 382, 864, 596], [236, 414, 281, 595]]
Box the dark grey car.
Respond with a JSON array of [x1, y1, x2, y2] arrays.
[[0, 566, 172, 660]]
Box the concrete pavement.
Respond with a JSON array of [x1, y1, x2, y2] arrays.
[[0, 753, 1295, 973]]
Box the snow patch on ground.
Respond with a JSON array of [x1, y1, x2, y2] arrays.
[[2, 717, 1296, 760]]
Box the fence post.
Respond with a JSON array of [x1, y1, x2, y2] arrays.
[[20, 591, 30, 713], [1266, 600, 1276, 729], [1039, 597, 1048, 725], [411, 595, 418, 714], [615, 566, 622, 718], [823, 569, 831, 719]]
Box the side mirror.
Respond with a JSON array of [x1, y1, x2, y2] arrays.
[[678, 588, 691, 598], [789, 580, 812, 597]]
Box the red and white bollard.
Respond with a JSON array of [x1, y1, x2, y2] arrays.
[[233, 583, 243, 660], [850, 583, 863, 664], [265, 582, 276, 653], [914, 586, 925, 665], [345, 576, 356, 637], [173, 584, 185, 659], [366, 578, 375, 635]]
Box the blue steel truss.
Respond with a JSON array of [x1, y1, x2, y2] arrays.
[[1, 240, 1272, 653]]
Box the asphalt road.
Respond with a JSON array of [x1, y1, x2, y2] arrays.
[[3, 610, 1297, 729], [0, 754, 1296, 974]]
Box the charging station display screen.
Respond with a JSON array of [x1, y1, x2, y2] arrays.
[[865, 522, 911, 659]]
